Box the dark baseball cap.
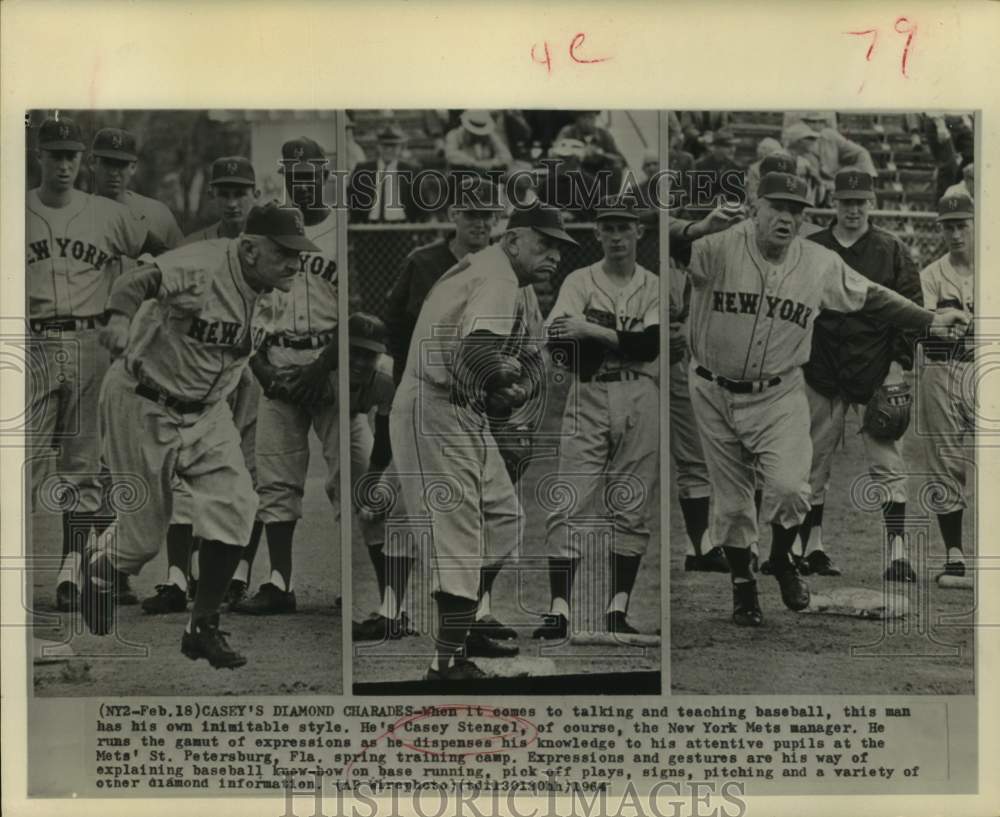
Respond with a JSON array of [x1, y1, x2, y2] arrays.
[[38, 117, 85, 151], [833, 168, 876, 201], [595, 195, 641, 221], [210, 156, 255, 186], [282, 136, 326, 162], [92, 128, 138, 162], [936, 194, 974, 222], [507, 203, 578, 245], [245, 203, 321, 252], [349, 312, 388, 354], [758, 172, 812, 207], [759, 153, 797, 177]]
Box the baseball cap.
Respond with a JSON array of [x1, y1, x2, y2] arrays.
[[452, 178, 502, 211], [376, 125, 405, 144], [783, 122, 820, 144], [349, 312, 388, 355], [759, 153, 797, 177], [282, 136, 326, 163], [507, 203, 578, 245], [38, 117, 85, 151], [595, 195, 641, 222], [459, 110, 495, 136], [711, 128, 735, 147], [244, 203, 321, 252], [832, 168, 876, 201], [936, 194, 974, 222], [758, 172, 812, 206], [210, 156, 255, 186], [92, 128, 138, 162]]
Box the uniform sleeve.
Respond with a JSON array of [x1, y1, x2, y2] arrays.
[[919, 264, 939, 311], [823, 254, 932, 330], [160, 206, 185, 250], [106, 263, 163, 318], [686, 236, 718, 289], [546, 270, 588, 325], [641, 278, 661, 327], [116, 207, 152, 259], [459, 279, 520, 338]]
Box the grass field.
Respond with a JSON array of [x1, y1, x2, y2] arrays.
[[351, 376, 662, 687], [670, 406, 976, 695], [30, 436, 342, 697]]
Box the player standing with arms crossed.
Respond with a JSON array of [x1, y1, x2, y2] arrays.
[[141, 156, 263, 614], [87, 203, 313, 667], [533, 199, 661, 639], [917, 194, 976, 578], [26, 117, 160, 612], [685, 172, 969, 626], [234, 137, 340, 615]]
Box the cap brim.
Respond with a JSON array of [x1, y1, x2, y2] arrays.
[[210, 176, 255, 186], [92, 149, 137, 162], [534, 226, 579, 246], [762, 192, 812, 207], [270, 235, 321, 253], [936, 212, 974, 222], [40, 141, 85, 152], [350, 337, 387, 354], [596, 211, 640, 221], [832, 190, 876, 201]]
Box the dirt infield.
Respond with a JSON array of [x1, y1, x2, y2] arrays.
[[670, 407, 975, 695], [351, 377, 663, 688], [30, 435, 342, 697]]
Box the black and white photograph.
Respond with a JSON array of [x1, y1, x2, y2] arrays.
[[25, 109, 342, 696], [345, 109, 663, 693], [667, 110, 977, 694]]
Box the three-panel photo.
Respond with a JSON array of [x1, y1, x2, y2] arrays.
[[25, 108, 975, 703]]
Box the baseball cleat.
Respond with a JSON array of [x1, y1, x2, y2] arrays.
[[79, 548, 116, 636], [352, 613, 412, 642], [773, 565, 811, 611], [684, 546, 730, 573], [803, 550, 841, 576], [761, 553, 808, 576], [472, 615, 517, 640], [425, 658, 487, 682], [884, 558, 917, 583], [606, 611, 641, 635], [532, 613, 569, 640], [181, 614, 246, 669], [115, 575, 139, 606], [942, 560, 966, 578], [223, 579, 248, 609], [56, 581, 79, 613], [231, 582, 297, 615], [732, 581, 763, 626], [141, 583, 188, 615], [465, 630, 520, 658]]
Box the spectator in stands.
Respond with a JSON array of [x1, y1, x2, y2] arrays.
[[347, 125, 423, 223], [494, 110, 533, 161], [692, 128, 745, 209], [555, 110, 626, 191], [783, 111, 838, 132], [677, 111, 731, 159], [444, 110, 513, 177], [344, 116, 367, 174], [634, 148, 663, 212], [745, 137, 785, 203], [783, 121, 875, 207], [668, 128, 696, 211], [945, 162, 974, 200], [911, 114, 975, 198], [538, 138, 602, 222]]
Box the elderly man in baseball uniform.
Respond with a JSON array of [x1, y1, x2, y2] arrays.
[[533, 199, 660, 639], [780, 169, 923, 581], [392, 203, 572, 681], [686, 172, 968, 626], [232, 136, 340, 615], [90, 127, 184, 249], [26, 117, 162, 613], [85, 203, 314, 668], [141, 156, 263, 615], [918, 194, 976, 577]]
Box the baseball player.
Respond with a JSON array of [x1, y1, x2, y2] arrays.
[[232, 136, 339, 615], [917, 194, 975, 577], [90, 128, 184, 249], [26, 117, 161, 613], [83, 203, 314, 668], [141, 156, 262, 615], [785, 169, 922, 580], [533, 199, 661, 639], [685, 171, 968, 627], [392, 203, 570, 681]]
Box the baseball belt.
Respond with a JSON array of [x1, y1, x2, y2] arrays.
[[695, 365, 781, 394], [135, 383, 207, 414], [268, 331, 336, 350], [29, 316, 100, 334]]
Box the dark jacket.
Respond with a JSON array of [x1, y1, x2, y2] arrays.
[[347, 159, 423, 223], [804, 224, 922, 404]]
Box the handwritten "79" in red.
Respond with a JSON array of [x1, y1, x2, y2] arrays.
[[846, 16, 917, 89], [531, 33, 612, 74]]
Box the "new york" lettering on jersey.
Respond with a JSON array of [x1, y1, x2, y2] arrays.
[[298, 251, 337, 283], [187, 317, 268, 349], [27, 238, 114, 269], [711, 289, 813, 329]]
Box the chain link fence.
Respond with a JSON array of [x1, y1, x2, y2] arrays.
[[806, 209, 946, 270]]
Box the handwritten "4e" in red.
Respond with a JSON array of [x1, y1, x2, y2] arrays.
[[531, 33, 612, 74]]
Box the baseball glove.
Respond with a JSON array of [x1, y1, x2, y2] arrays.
[[491, 423, 534, 484], [863, 382, 912, 441]]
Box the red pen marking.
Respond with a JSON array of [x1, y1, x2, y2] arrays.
[[569, 32, 611, 64], [894, 17, 917, 77], [846, 28, 879, 61], [531, 41, 552, 74]]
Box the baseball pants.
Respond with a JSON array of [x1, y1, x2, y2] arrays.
[[99, 361, 257, 574], [669, 359, 711, 500], [349, 411, 395, 549], [255, 376, 339, 523], [917, 361, 973, 513], [805, 382, 907, 505], [389, 382, 522, 602], [688, 364, 811, 549], [546, 375, 660, 559], [27, 327, 108, 515]]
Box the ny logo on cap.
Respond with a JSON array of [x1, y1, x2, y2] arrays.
[[947, 198, 959, 210], [111, 134, 122, 149], [847, 174, 860, 189], [226, 161, 239, 175], [293, 212, 304, 234], [293, 146, 305, 159], [58, 124, 69, 139], [785, 176, 796, 191]]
